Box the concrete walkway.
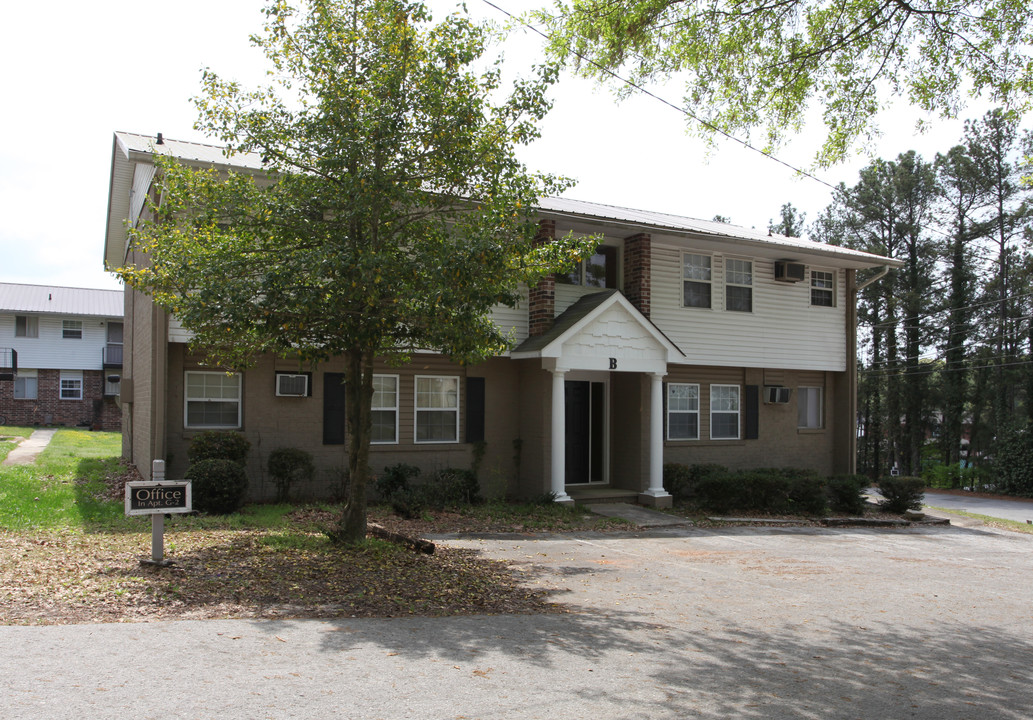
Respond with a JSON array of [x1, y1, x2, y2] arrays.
[[1, 428, 57, 466]]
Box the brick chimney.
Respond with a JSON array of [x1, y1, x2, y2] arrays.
[[623, 232, 651, 318], [528, 219, 557, 337]]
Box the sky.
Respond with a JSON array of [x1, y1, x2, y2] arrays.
[[0, 0, 1012, 293]]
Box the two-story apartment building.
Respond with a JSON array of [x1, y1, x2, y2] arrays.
[[0, 283, 124, 430], [105, 131, 901, 503]]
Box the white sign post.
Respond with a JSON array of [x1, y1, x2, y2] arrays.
[[125, 460, 192, 566]]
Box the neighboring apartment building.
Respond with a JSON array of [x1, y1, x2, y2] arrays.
[[105, 131, 901, 503], [0, 283, 124, 430]]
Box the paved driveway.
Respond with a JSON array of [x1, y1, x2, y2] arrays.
[[925, 491, 1033, 524], [2, 524, 1031, 719]]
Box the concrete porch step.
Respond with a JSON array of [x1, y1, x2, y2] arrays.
[[567, 486, 640, 505]]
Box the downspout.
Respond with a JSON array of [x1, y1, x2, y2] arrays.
[[857, 265, 890, 292]]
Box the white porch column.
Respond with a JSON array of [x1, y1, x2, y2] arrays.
[[550, 369, 573, 503], [641, 371, 671, 502]]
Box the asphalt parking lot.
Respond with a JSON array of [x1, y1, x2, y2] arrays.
[[2, 522, 1031, 719]]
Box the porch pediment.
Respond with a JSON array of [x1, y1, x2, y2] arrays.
[[510, 290, 683, 373]]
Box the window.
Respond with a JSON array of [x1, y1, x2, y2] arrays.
[[811, 270, 835, 307], [371, 375, 399, 444], [62, 320, 83, 339], [15, 316, 38, 338], [60, 370, 83, 400], [415, 375, 459, 443], [557, 245, 618, 288], [798, 387, 824, 429], [683, 253, 712, 308], [14, 369, 37, 400], [185, 371, 241, 428], [667, 383, 699, 440], [710, 384, 740, 439], [725, 259, 753, 312]]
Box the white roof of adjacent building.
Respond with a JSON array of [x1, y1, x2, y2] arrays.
[[0, 282, 123, 318]]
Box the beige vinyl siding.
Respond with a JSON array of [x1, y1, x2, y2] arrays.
[[650, 242, 848, 371], [489, 284, 529, 346]]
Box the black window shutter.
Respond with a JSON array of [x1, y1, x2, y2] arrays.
[[323, 372, 346, 445], [466, 377, 485, 443], [744, 384, 759, 440]]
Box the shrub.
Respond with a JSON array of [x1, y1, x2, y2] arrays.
[[428, 468, 481, 508], [187, 458, 249, 514], [826, 474, 869, 515], [267, 448, 315, 502], [994, 425, 1033, 496], [877, 476, 925, 513], [187, 431, 251, 465], [375, 463, 420, 500], [694, 467, 826, 515], [663, 464, 693, 501]]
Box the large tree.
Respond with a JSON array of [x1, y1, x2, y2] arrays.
[[539, 0, 1033, 165], [119, 0, 595, 543]]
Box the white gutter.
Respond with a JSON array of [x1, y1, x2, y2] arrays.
[[856, 265, 891, 291]]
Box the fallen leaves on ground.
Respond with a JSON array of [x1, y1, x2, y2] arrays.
[[0, 520, 557, 626]]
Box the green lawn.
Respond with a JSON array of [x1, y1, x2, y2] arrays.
[[0, 429, 126, 529]]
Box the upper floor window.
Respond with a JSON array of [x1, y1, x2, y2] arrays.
[[371, 374, 399, 444], [810, 270, 835, 307], [683, 253, 712, 308], [557, 245, 618, 288], [62, 320, 83, 340], [185, 371, 241, 429], [725, 259, 753, 312], [667, 383, 700, 440], [415, 375, 459, 443], [15, 316, 38, 338], [710, 384, 740, 439]]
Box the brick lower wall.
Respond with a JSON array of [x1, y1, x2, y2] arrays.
[[0, 369, 121, 431]]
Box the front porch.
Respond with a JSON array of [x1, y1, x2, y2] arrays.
[[566, 484, 640, 505]]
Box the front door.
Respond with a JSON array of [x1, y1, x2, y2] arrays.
[[565, 380, 605, 484]]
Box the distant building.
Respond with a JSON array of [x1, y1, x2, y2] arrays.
[[0, 282, 123, 430]]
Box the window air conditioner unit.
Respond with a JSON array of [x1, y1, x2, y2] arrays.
[[275, 373, 309, 397], [764, 386, 792, 404], [774, 261, 806, 283]]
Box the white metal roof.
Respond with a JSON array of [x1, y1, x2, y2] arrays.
[[0, 282, 123, 318], [538, 197, 902, 269], [105, 131, 901, 272]]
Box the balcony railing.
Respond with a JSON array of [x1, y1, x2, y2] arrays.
[[103, 344, 123, 368]]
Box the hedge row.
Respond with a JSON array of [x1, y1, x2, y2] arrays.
[[662, 464, 913, 516]]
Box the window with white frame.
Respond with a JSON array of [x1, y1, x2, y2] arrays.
[[683, 253, 712, 308], [14, 369, 38, 399], [15, 316, 38, 338], [725, 259, 753, 312], [710, 384, 740, 439], [798, 387, 824, 429], [371, 374, 399, 444], [415, 375, 459, 443], [60, 370, 83, 400], [810, 270, 835, 307], [557, 245, 619, 288], [185, 371, 241, 429], [667, 383, 700, 440], [62, 320, 83, 339]]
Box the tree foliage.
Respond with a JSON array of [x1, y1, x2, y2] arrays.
[[119, 0, 596, 543], [813, 109, 1032, 480], [539, 0, 1033, 165]]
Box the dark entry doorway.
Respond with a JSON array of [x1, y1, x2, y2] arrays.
[[565, 380, 605, 484]]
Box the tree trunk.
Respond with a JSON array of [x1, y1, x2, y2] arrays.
[[334, 347, 375, 544]]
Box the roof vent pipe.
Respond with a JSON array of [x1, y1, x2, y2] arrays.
[[156, 132, 164, 145]]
